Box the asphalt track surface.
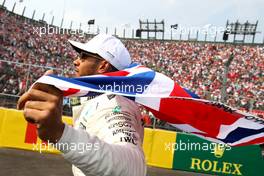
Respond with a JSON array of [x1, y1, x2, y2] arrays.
[[0, 148, 209, 176]]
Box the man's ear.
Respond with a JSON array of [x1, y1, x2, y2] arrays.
[[97, 60, 111, 74]]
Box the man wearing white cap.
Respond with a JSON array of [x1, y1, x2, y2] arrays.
[[17, 34, 146, 176]]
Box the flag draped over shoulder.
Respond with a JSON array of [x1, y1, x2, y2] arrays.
[[35, 63, 264, 146]]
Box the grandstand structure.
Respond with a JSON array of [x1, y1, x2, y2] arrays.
[[136, 19, 165, 40], [225, 20, 260, 43], [0, 4, 263, 120]]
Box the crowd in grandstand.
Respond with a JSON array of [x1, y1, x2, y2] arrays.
[[0, 7, 263, 113], [126, 40, 264, 111]]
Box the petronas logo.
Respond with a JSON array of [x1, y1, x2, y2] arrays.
[[113, 106, 121, 113]]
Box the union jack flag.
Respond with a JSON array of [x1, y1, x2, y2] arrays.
[[35, 63, 264, 146]]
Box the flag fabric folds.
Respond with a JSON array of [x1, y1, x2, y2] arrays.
[[35, 63, 264, 146]]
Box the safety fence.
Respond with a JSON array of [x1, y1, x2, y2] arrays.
[[0, 108, 263, 175]]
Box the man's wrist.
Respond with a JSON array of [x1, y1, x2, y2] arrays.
[[37, 121, 65, 143], [52, 122, 65, 143]]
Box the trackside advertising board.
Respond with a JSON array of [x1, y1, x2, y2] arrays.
[[0, 108, 72, 153], [0, 108, 263, 175], [172, 133, 264, 175]]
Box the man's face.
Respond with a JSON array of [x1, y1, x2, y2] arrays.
[[73, 52, 103, 77]]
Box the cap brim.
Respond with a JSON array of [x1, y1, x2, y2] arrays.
[[68, 40, 97, 55]]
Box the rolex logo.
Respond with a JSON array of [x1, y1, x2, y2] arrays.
[[213, 144, 226, 158]]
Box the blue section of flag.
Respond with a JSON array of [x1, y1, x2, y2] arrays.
[[49, 68, 155, 96], [49, 75, 99, 89], [127, 62, 139, 68], [221, 127, 264, 143], [183, 88, 200, 98], [74, 71, 155, 95]]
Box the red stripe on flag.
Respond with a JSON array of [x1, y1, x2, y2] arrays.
[[157, 98, 240, 137], [145, 106, 184, 124], [63, 88, 80, 96], [102, 70, 130, 76], [137, 66, 147, 68], [170, 83, 192, 97], [24, 123, 37, 144]]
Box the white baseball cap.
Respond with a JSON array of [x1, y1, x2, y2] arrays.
[[68, 34, 131, 70]]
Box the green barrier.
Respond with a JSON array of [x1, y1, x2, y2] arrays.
[[173, 133, 264, 176]]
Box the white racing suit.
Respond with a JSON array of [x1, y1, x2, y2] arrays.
[[56, 94, 147, 176]]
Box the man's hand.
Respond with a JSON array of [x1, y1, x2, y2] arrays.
[[17, 70, 65, 143]]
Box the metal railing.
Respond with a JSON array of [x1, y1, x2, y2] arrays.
[[0, 59, 72, 115]]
